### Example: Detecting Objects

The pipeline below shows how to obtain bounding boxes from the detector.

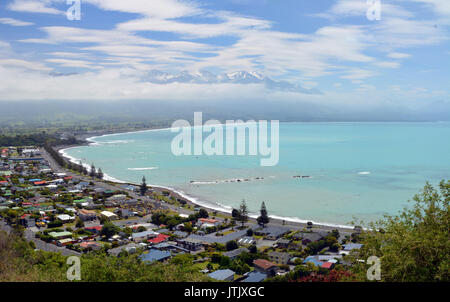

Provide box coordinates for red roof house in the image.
[147,234,170,244]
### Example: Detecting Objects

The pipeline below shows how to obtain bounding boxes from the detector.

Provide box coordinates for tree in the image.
[89,163,96,177]
[226,240,239,251]
[350,180,450,282]
[140,176,148,196]
[75,217,85,228]
[100,221,120,239]
[237,199,249,228]
[97,168,104,179]
[198,208,209,219]
[256,201,270,228]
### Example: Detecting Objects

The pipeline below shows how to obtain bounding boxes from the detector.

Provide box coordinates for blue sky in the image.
[0,0,449,112]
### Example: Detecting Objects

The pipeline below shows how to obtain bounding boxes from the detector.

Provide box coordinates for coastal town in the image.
[0,144,366,282]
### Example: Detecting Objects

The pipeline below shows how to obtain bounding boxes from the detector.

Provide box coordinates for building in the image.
[208,269,235,281]
[268,251,291,265]
[140,249,172,263]
[79,241,102,251]
[253,259,278,276]
[254,226,290,240]
[276,238,291,249]
[100,211,118,220]
[85,225,102,234]
[108,243,141,256]
[49,231,72,240]
[223,248,248,260]
[132,230,158,242]
[56,214,75,223]
[293,232,324,245]
[78,209,97,221]
[197,218,222,228]
[177,237,203,251]
[241,271,267,282]
[147,234,170,245]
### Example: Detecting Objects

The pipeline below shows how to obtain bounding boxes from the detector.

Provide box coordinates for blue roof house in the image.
[140,249,171,263]
[208,269,235,281]
[241,271,267,282]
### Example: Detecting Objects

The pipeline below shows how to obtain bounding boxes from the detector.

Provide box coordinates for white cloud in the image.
[7,0,62,15]
[375,61,400,69]
[387,52,411,59]
[0,17,33,26]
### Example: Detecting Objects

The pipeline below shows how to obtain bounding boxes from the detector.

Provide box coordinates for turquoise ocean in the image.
[61,122,450,227]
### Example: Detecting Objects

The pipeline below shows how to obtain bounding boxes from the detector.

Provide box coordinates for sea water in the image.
[62,122,450,227]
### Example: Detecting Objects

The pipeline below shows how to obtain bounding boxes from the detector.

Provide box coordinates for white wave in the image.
[358,171,371,175]
[127,167,159,171]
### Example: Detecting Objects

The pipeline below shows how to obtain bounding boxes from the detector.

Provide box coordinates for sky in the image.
[0,0,449,114]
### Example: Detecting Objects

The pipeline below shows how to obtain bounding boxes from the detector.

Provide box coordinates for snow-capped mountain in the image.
[143,70,321,94]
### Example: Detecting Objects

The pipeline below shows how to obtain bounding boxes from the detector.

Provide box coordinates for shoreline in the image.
[56,134,356,232]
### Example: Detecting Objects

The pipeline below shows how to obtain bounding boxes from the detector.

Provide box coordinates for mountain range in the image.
[143,70,322,94]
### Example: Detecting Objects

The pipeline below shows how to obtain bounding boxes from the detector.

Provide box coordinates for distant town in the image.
[0,144,366,282]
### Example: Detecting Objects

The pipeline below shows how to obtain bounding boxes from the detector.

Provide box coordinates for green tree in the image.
[237,199,249,228]
[97,168,104,179]
[89,163,96,177]
[100,221,120,239]
[140,176,148,196]
[256,201,270,228]
[350,181,450,282]
[198,208,209,219]
[75,217,85,228]
[226,240,239,251]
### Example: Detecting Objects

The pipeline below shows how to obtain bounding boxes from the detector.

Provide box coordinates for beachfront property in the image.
[0,144,365,282]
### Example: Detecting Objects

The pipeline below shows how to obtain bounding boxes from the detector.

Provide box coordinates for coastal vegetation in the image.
[349,180,449,282]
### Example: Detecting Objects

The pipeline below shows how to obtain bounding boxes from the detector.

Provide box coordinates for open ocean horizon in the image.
[61,122,450,228]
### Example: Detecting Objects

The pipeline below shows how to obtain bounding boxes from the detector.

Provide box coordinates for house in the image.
[254,226,290,240]
[241,271,267,282]
[340,243,363,255]
[100,211,118,220]
[342,243,363,251]
[303,255,340,269]
[253,259,278,276]
[223,248,248,260]
[132,230,158,242]
[108,243,141,256]
[49,231,72,240]
[56,238,74,247]
[78,209,97,221]
[19,215,35,227]
[277,238,291,249]
[56,214,75,223]
[85,225,102,234]
[173,231,188,238]
[177,237,203,252]
[208,269,235,282]
[79,241,102,251]
[118,208,135,219]
[293,232,323,245]
[140,249,172,263]
[197,218,222,228]
[268,251,291,265]
[147,234,170,245]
